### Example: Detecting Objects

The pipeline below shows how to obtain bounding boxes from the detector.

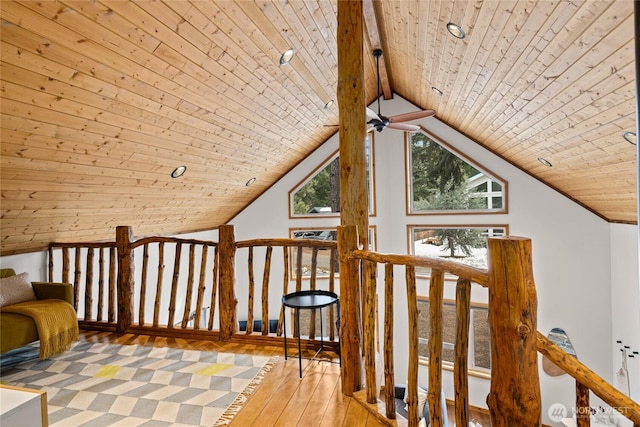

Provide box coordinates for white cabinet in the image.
[0,385,47,427]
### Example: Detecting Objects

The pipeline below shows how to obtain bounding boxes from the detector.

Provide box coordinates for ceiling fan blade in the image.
[389,109,436,123]
[388,122,420,132]
[366,107,380,121]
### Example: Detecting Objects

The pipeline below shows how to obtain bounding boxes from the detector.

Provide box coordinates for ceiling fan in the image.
[325,49,435,132]
[367,49,435,133]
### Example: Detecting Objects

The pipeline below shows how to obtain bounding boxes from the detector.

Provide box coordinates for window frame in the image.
[405,129,508,215]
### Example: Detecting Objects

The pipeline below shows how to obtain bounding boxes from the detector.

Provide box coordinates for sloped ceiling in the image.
[0,0,637,256]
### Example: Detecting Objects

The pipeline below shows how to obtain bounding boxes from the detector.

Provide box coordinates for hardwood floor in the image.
[71,331,490,426]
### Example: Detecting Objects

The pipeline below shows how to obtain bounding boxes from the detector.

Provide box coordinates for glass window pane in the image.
[409,132,506,213]
[410,226,507,276]
[473,307,491,369]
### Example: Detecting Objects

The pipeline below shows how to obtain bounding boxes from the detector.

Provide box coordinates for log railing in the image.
[46,225,640,426]
[343,227,640,427]
[48,228,220,337]
[345,226,490,427]
[47,225,339,351]
[234,237,339,350]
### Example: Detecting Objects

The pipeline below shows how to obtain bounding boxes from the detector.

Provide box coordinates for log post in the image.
[337,0,367,249]
[218,224,237,341]
[487,237,541,426]
[116,226,134,333]
[338,224,362,395]
[337,0,366,397]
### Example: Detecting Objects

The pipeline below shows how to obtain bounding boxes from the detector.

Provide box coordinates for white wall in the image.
[1,95,638,425]
[610,223,640,404]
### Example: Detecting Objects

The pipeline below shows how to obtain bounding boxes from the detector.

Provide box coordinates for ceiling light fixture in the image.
[432,86,444,96]
[171,165,187,178]
[537,157,552,168]
[245,177,257,186]
[323,100,334,110]
[446,22,466,39]
[622,131,637,145]
[279,48,295,65]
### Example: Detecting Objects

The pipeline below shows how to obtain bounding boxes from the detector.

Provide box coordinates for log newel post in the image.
[487,237,541,426]
[115,226,134,333]
[338,225,362,395]
[218,224,237,341]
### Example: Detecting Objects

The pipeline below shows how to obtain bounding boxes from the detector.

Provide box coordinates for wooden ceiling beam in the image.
[363,0,392,99]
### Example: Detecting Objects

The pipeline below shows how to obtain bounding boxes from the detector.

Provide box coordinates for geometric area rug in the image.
[0,341,278,427]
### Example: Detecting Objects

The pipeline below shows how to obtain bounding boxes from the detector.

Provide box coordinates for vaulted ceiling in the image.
[1,1,637,255]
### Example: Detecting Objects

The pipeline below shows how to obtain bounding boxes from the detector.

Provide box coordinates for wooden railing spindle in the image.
[139,243,149,326]
[167,243,182,329]
[261,246,273,335]
[278,246,289,337]
[85,248,94,320]
[153,242,165,328]
[108,247,116,323]
[406,265,420,427]
[74,248,81,311]
[383,263,395,419]
[62,247,69,283]
[454,278,471,426]
[181,244,196,329]
[194,245,208,330]
[208,247,219,331]
[48,247,54,282]
[363,259,377,404]
[576,381,590,427]
[247,246,255,334]
[97,248,105,322]
[428,269,444,427]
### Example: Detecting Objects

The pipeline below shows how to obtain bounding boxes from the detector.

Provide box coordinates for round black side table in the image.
[281,290,340,378]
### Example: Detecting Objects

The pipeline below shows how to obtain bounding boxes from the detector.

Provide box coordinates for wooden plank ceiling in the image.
[1,0,637,255]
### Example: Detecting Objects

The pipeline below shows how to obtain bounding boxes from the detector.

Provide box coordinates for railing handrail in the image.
[49,241,116,249]
[131,236,218,248]
[351,248,489,286]
[236,238,337,249]
[537,332,640,425]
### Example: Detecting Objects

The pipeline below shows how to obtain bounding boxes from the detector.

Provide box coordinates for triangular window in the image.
[289,135,374,217]
[407,131,506,213]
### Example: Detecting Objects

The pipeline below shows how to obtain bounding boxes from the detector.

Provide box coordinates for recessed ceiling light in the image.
[622,131,637,145]
[279,48,295,65]
[446,22,466,39]
[431,86,444,96]
[246,177,257,186]
[171,165,187,178]
[537,157,552,167]
[323,100,334,110]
